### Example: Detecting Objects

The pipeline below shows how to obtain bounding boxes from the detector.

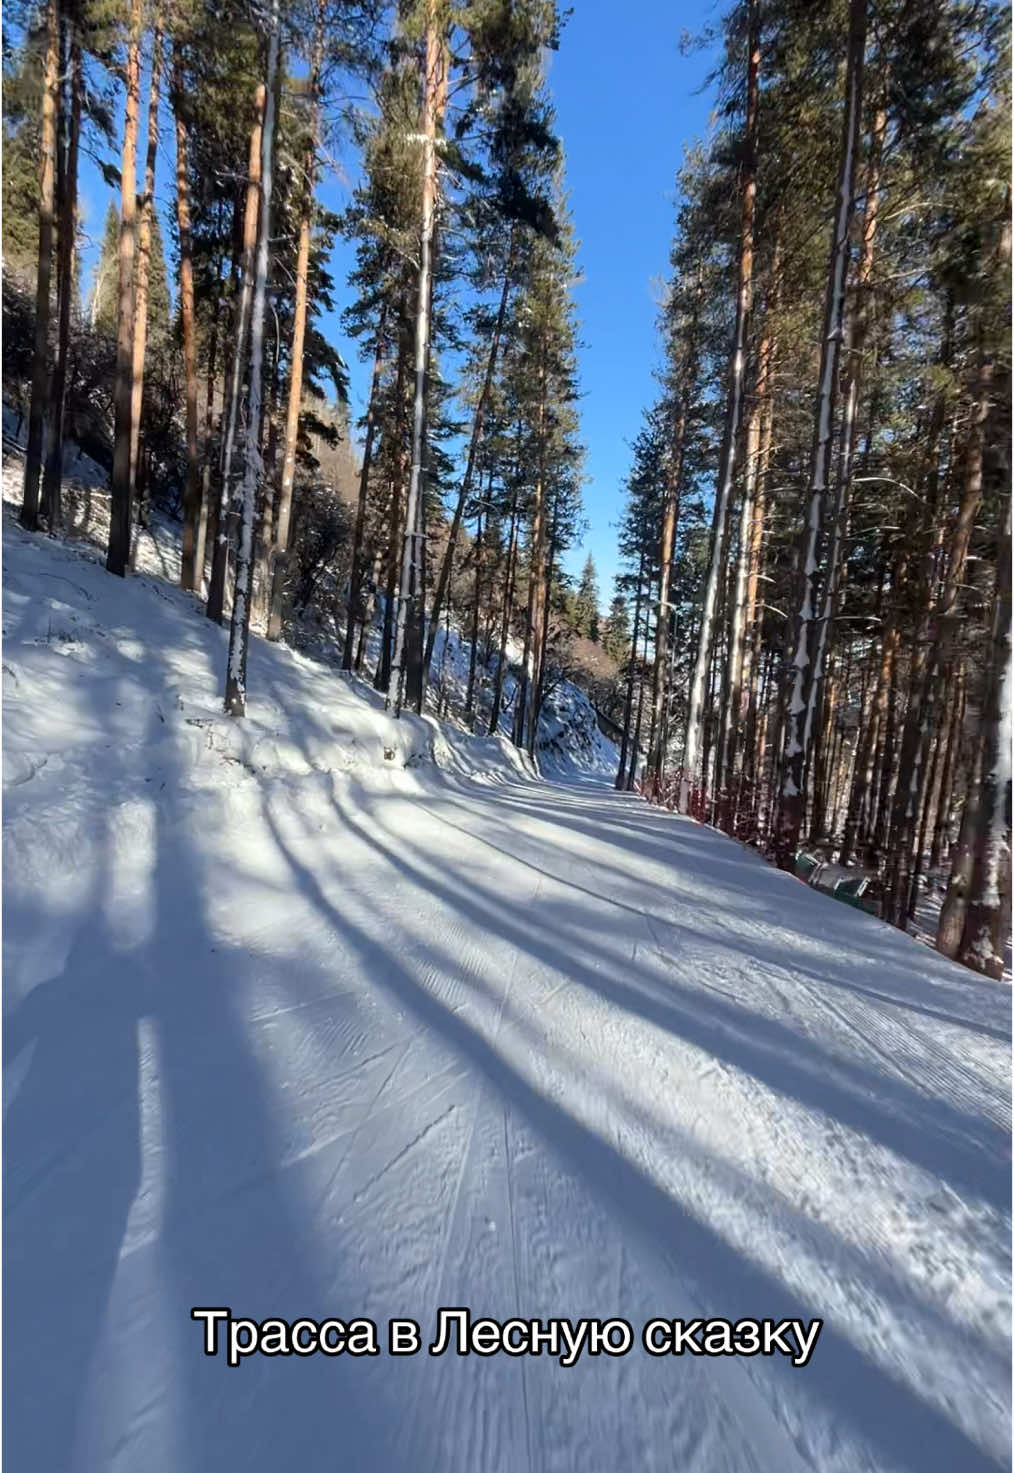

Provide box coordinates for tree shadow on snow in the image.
[259,788,1007,1473]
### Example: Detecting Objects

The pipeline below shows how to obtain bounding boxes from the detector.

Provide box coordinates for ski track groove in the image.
[396,934,528,1472]
[426,938,523,1312]
[503,1103,536,1473]
[350,1102,460,1208]
[754,945,1009,1140]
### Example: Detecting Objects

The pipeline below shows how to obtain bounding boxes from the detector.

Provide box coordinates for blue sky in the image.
[544,0,719,603]
[77,0,722,613]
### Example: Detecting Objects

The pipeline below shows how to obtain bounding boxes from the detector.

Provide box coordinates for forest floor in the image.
[3,511,1011,1473]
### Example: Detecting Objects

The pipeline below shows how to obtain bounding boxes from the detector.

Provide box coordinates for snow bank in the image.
[1,508,538,824]
[2,429,615,787]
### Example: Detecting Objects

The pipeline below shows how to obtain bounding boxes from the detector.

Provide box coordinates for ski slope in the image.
[3,515,1011,1473]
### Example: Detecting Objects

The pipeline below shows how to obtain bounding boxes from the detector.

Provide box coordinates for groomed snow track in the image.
[3,515,1011,1473]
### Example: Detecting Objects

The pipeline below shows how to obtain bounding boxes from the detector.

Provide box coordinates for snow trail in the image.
[3,518,1011,1473]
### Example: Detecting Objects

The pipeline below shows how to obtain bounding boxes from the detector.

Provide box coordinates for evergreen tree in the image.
[90,202,121,335]
[573,553,600,640]
[602,589,630,665]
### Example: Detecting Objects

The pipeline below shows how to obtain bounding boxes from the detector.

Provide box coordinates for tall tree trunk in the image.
[203,200,241,587]
[892,207,1009,920]
[195,248,222,587]
[268,4,325,641]
[535,512,559,732]
[908,692,945,918]
[956,496,1012,977]
[391,7,446,715]
[719,305,774,826]
[343,300,389,668]
[488,485,520,736]
[41,18,81,532]
[424,226,517,672]
[224,4,279,715]
[803,103,885,815]
[936,740,982,958]
[616,553,645,790]
[645,397,689,793]
[128,19,164,559]
[406,330,433,709]
[868,642,900,866]
[106,0,144,575]
[774,0,866,866]
[841,615,895,864]
[355,532,387,673]
[739,312,777,826]
[375,301,411,693]
[21,0,60,533]
[679,0,759,813]
[930,664,964,873]
[175,50,203,592]
[465,503,485,724]
[627,605,652,791]
[523,360,549,759]
[513,575,534,747]
[254,311,282,624]
[885,313,978,924]
[207,82,267,622]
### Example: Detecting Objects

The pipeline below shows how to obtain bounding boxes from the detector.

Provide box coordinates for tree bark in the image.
[375,300,411,693]
[175,50,203,591]
[627,602,652,791]
[21,0,60,533]
[465,500,486,724]
[488,484,520,736]
[106,0,144,575]
[207,82,267,622]
[616,553,645,790]
[930,663,964,873]
[937,740,982,958]
[391,5,446,715]
[343,300,389,668]
[128,18,164,558]
[268,6,325,641]
[522,359,549,759]
[719,303,775,826]
[224,5,279,715]
[41,18,82,532]
[645,396,689,794]
[956,495,1012,977]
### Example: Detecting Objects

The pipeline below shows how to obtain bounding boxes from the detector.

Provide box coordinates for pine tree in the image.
[573,553,600,640]
[90,203,121,334]
[602,590,630,665]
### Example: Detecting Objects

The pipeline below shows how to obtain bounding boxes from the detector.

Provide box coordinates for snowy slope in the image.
[1,417,619,784]
[3,514,1011,1473]
[425,619,619,780]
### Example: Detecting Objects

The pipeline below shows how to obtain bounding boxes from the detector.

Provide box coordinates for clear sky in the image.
[76,1,722,614]
[544,0,719,605]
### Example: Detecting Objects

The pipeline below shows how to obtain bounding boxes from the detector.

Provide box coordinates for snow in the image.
[3,502,1012,1473]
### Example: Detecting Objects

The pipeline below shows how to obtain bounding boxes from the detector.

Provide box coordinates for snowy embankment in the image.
[1,511,538,920]
[3,507,1011,1473]
[1,409,618,783]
